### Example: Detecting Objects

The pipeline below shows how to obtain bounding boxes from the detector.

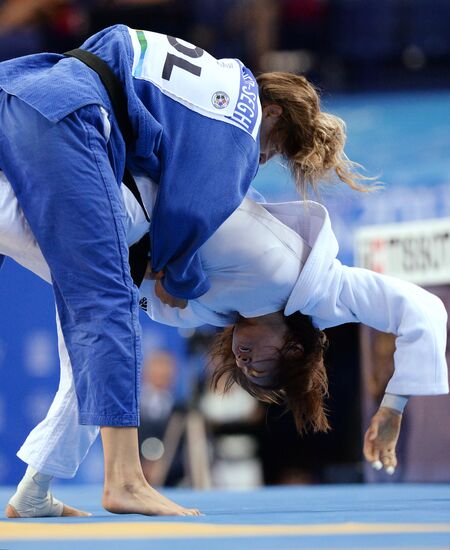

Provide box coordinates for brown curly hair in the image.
[209,312,330,435]
[257,72,375,196]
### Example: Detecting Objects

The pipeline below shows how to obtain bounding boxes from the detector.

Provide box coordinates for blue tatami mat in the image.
[1,484,449,549]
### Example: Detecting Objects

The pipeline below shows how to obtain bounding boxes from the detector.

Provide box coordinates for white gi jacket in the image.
[140,198,449,397]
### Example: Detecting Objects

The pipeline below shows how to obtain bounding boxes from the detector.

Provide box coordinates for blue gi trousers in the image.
[0,91,141,426]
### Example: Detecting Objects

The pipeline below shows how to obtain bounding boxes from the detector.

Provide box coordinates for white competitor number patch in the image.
[128,28,261,140]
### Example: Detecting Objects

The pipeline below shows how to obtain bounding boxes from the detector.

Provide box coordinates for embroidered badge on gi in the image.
[139,297,148,311]
[212,91,230,109]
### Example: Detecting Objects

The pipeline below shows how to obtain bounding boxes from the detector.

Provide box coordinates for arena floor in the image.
[1,484,449,549]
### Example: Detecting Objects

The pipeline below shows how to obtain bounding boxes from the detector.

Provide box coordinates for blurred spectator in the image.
[260,324,362,486]
[189,0,278,72]
[279,0,329,52]
[200,365,265,489]
[0,0,89,60]
[88,0,188,40]
[0,0,72,33]
[244,0,279,71]
[140,350,176,424]
[138,349,183,485]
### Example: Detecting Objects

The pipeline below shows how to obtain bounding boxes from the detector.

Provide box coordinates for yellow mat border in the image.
[0,521,449,540]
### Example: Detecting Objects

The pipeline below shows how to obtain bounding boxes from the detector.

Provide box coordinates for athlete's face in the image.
[259,104,283,164]
[231,312,288,385]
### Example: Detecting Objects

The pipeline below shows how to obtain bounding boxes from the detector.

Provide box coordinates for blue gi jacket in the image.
[0,25,261,299]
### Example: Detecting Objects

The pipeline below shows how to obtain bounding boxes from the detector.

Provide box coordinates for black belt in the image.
[64,48,150,288]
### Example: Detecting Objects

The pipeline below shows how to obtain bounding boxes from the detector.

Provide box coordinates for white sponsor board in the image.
[355,218,450,286]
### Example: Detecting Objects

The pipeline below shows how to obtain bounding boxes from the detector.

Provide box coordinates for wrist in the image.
[380,393,409,414]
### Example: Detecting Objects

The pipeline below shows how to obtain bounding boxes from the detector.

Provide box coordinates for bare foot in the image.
[145,484,200,516]
[5,502,91,518]
[103,483,200,516]
[99,427,201,516]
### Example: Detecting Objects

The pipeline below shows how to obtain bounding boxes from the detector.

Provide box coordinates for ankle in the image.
[17,466,53,497]
[104,471,147,493]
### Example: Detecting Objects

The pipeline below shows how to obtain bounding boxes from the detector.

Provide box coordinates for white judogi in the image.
[140,200,449,397]
[0,173,447,477]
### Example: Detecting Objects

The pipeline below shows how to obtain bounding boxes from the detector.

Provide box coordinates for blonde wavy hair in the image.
[257,72,374,195]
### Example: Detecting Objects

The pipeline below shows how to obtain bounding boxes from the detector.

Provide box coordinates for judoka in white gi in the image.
[1,173,448,518]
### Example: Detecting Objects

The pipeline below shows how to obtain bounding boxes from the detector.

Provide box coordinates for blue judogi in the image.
[0,25,261,425]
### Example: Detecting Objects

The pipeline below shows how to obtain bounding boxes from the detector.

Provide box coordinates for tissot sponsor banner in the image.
[355,218,450,286]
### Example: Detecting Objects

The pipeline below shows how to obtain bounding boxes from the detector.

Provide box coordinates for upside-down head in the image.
[209,311,330,435]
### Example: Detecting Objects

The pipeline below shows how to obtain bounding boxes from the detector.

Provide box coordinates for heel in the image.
[5,503,21,518]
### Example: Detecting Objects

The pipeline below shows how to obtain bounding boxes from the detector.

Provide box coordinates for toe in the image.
[62,504,91,517]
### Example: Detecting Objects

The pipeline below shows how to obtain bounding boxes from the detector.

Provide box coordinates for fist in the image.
[144,261,164,281]
[154,280,188,309]
[363,406,402,475]
[144,261,188,309]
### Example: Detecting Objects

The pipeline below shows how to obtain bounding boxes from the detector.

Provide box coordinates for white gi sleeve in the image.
[307,261,449,396]
[139,279,234,328]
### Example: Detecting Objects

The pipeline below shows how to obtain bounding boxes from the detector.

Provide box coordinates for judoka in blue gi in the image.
[0,25,367,516]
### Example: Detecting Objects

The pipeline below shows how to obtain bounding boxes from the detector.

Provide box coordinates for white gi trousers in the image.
[17,318,99,478]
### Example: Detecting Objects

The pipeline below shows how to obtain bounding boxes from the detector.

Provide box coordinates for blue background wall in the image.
[0,90,449,485]
[254,90,450,266]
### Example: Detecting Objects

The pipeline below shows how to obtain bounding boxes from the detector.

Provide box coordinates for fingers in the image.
[363,416,398,475]
[154,281,188,309]
[144,266,165,281]
[154,280,167,302]
[173,297,188,309]
[363,422,381,470]
[144,260,152,280]
[147,270,188,309]
[163,296,187,308]
[144,259,165,281]
[379,449,397,475]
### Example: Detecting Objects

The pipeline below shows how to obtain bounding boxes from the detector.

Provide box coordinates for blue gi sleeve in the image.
[150,115,260,300]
